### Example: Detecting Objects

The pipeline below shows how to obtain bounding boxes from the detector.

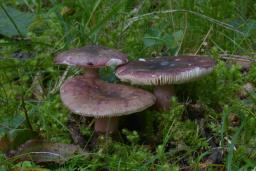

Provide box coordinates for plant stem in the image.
[21,96,34,131]
[153,85,175,111]
[94,117,118,134]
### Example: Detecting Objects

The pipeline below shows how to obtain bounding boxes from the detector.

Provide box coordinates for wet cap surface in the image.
[60,76,156,117]
[116,56,215,85]
[55,45,128,68]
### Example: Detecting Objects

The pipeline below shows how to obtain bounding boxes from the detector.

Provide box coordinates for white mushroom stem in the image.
[84,68,99,78]
[153,85,175,111]
[94,117,119,134]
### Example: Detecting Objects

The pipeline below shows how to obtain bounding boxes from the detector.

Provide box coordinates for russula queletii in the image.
[60,76,156,134]
[55,45,128,78]
[115,56,216,111]
[55,45,129,142]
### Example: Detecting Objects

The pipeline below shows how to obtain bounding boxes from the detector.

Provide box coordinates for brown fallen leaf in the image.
[0,129,38,153]
[10,139,86,164]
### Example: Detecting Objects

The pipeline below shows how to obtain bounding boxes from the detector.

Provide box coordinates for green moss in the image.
[0,0,256,170]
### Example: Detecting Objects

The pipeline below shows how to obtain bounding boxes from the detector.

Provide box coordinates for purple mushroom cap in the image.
[55,45,128,68]
[60,76,156,117]
[115,56,215,85]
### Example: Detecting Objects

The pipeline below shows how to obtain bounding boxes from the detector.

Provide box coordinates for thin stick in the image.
[194,25,213,55]
[219,54,256,62]
[50,66,71,94]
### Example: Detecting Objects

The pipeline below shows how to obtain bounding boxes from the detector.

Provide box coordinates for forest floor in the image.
[0,1,256,170]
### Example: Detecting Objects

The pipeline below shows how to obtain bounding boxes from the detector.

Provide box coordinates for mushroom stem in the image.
[94,117,119,134]
[84,68,99,78]
[153,85,175,111]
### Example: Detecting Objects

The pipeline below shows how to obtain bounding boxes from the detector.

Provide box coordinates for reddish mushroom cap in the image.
[115,56,215,85]
[60,76,156,117]
[55,45,128,68]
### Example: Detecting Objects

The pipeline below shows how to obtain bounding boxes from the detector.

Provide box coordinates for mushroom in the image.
[55,45,128,78]
[55,45,128,144]
[115,56,215,111]
[60,75,156,134]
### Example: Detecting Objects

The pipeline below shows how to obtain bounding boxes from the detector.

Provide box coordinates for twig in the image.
[219,54,256,62]
[194,25,213,55]
[50,66,71,94]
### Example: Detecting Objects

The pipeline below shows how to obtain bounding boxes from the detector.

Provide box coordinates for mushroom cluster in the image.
[55,45,216,145]
[55,45,156,136]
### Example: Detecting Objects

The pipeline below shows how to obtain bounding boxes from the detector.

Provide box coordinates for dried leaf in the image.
[0,129,38,153]
[11,139,86,164]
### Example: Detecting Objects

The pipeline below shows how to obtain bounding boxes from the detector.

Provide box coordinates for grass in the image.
[0,0,256,170]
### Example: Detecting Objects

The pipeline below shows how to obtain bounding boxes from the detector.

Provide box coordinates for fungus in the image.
[115,56,215,111]
[55,45,128,78]
[55,45,128,144]
[60,76,156,134]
